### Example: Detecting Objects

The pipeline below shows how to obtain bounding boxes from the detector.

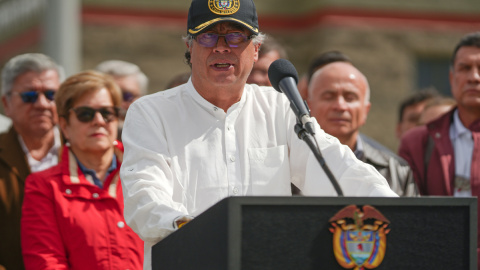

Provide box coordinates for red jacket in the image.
[399,108,480,266]
[399,109,480,196]
[21,144,143,270]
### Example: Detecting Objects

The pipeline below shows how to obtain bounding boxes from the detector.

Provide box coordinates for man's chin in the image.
[29,122,55,134]
[322,128,349,139]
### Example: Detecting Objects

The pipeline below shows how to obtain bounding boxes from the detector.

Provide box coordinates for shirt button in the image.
[65,189,72,195]
[227,126,231,131]
[233,187,239,194]
[435,133,441,138]
[117,221,125,228]
[92,193,99,198]
[230,156,236,162]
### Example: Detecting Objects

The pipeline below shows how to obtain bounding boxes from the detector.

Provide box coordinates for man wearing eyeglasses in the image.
[0,53,63,270]
[95,60,149,141]
[120,1,397,268]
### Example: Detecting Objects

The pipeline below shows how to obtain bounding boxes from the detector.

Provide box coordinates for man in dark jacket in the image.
[307,59,417,196]
[0,53,63,270]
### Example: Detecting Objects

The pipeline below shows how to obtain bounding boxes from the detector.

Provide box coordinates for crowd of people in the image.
[0,0,479,269]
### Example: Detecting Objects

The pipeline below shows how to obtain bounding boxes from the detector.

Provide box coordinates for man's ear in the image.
[253,43,261,62]
[362,102,371,126]
[1,95,11,117]
[186,40,192,53]
[365,102,371,115]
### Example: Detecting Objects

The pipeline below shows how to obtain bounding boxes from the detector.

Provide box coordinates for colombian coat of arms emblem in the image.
[209,0,240,15]
[329,205,390,270]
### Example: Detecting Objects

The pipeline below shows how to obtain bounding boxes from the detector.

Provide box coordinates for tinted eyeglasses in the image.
[11,90,56,103]
[122,91,139,102]
[195,32,253,48]
[70,106,119,123]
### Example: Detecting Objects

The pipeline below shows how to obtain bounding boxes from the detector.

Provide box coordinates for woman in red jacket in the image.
[21,71,143,269]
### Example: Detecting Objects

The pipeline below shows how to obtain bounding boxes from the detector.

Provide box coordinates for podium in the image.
[152,196,477,270]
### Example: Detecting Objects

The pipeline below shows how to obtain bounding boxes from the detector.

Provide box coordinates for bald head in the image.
[306,62,371,149]
[308,62,370,103]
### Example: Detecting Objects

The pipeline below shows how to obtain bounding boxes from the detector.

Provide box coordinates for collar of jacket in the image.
[59,142,123,199]
[426,107,456,137]
[426,106,480,134]
[357,134,390,167]
[0,126,30,181]
[469,118,480,132]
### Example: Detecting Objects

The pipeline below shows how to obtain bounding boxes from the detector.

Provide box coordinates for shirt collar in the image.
[353,136,365,160]
[18,125,62,156]
[76,154,117,174]
[75,153,117,188]
[451,109,471,140]
[186,78,247,119]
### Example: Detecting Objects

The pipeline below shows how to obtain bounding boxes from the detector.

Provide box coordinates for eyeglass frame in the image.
[8,90,56,103]
[68,106,120,123]
[194,32,255,48]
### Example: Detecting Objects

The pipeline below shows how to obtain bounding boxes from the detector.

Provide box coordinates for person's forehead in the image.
[454,46,480,64]
[311,65,365,93]
[14,69,59,85]
[316,86,361,97]
[313,62,362,81]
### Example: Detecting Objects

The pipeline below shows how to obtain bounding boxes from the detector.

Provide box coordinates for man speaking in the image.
[119,0,397,268]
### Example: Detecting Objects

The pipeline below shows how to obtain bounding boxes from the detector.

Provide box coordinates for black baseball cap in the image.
[187,0,259,36]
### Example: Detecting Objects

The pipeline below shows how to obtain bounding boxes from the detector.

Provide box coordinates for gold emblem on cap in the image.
[209,0,240,15]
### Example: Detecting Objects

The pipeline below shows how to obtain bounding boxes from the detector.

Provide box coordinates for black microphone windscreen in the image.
[268,59,299,93]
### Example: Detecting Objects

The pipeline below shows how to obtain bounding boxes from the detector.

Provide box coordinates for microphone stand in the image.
[294,121,344,196]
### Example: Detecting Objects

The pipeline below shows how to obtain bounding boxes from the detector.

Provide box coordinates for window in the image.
[416,57,451,96]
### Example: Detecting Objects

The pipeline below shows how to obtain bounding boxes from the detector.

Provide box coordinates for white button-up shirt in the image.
[120,80,396,269]
[450,109,474,197]
[19,126,61,173]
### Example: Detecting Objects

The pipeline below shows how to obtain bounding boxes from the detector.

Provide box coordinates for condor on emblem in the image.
[329,205,390,270]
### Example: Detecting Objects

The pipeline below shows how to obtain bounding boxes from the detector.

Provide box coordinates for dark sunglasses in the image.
[70,106,119,123]
[195,32,253,48]
[12,90,56,103]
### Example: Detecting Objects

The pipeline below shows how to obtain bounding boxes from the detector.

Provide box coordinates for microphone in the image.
[268,59,314,134]
[269,59,344,196]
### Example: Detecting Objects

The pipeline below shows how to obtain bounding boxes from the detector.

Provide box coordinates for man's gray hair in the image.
[1,53,65,97]
[95,60,149,95]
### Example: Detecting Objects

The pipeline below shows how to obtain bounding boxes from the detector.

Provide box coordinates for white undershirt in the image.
[18,126,61,173]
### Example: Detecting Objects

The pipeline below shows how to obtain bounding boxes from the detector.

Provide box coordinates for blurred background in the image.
[1,0,479,151]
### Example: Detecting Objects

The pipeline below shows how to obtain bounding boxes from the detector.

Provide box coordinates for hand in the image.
[173,215,194,229]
